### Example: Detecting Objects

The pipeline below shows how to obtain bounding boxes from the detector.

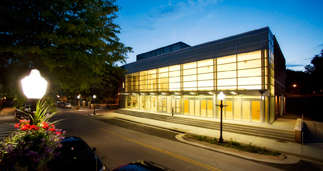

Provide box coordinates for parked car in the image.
[64,103,72,109]
[47,136,105,171]
[113,160,173,171]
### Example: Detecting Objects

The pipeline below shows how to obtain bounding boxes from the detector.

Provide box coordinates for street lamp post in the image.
[216,92,227,143]
[77,95,80,107]
[93,95,96,115]
[21,69,47,124]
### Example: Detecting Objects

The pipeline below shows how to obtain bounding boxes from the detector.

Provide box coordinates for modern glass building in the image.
[119,27,285,124]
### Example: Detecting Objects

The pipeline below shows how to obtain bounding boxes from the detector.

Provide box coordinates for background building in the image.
[120,27,285,124]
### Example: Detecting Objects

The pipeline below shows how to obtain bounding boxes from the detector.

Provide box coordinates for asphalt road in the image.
[52,110,284,171]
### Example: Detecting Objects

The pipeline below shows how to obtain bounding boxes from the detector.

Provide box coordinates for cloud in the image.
[133,0,221,31]
[286,64,305,67]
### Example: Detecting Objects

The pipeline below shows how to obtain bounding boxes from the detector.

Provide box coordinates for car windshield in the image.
[55,141,93,162]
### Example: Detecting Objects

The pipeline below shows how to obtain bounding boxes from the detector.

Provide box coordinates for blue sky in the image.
[115,0,323,71]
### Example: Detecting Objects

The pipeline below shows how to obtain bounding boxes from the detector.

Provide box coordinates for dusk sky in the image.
[115,0,323,71]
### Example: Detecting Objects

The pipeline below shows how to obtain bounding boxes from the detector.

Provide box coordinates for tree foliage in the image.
[0,0,132,97]
[304,49,323,93]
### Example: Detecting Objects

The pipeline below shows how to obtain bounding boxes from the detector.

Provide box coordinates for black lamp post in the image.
[93,95,96,115]
[216,92,227,143]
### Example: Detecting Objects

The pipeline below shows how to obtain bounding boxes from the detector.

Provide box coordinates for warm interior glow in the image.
[21,69,47,99]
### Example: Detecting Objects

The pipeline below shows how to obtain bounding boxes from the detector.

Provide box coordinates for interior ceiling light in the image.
[230,92,237,95]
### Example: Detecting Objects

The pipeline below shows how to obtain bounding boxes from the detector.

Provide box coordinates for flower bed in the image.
[0,101,66,170]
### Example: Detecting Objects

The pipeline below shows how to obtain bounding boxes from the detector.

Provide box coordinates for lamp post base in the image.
[218,137,223,143]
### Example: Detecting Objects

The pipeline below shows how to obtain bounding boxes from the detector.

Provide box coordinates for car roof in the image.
[62,136,84,143]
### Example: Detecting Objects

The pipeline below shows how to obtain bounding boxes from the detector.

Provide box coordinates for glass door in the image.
[171,98,181,114]
[158,98,167,112]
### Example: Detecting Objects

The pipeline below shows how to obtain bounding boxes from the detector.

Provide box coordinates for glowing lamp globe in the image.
[21,69,47,99]
[218,92,225,100]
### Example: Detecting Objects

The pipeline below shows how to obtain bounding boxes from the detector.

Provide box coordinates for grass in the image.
[185,134,282,156]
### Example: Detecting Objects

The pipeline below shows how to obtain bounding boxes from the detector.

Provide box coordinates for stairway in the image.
[115,109,295,142]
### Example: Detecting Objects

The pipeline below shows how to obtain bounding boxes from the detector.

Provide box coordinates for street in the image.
[51,110,318,171]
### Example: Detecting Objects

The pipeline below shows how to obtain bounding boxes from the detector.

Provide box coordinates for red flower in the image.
[19,120,24,123]
[51,124,55,128]
[56,132,61,135]
[42,124,49,130]
[49,128,56,132]
[30,125,39,130]
[14,124,21,128]
[21,126,28,131]
[25,125,31,129]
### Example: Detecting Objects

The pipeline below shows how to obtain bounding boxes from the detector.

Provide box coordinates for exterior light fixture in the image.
[216,92,227,143]
[21,69,47,124]
[93,95,96,115]
[21,69,47,99]
[293,84,297,87]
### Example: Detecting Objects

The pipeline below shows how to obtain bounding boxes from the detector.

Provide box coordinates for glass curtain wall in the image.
[125,50,263,92]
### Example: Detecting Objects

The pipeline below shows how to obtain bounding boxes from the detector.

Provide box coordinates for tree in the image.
[304,49,323,93]
[0,0,132,98]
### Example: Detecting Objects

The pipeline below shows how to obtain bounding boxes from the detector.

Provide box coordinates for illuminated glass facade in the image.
[120,27,285,123]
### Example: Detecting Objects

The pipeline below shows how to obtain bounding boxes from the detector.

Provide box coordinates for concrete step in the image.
[115,109,295,142]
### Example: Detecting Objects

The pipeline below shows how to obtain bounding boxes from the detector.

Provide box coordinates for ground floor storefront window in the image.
[124,95,266,123]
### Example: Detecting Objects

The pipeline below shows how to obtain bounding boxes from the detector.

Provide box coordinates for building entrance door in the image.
[251,101,261,122]
[171,98,181,114]
[158,98,167,112]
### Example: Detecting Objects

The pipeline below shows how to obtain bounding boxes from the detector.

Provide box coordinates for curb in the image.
[175,133,300,164]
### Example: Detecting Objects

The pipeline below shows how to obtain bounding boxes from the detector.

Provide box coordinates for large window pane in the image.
[198,66,213,74]
[201,100,206,116]
[242,101,250,121]
[217,55,236,65]
[198,73,213,81]
[183,82,197,90]
[217,71,236,79]
[183,75,197,82]
[195,100,200,116]
[189,100,194,115]
[169,83,180,91]
[198,59,213,67]
[218,79,236,86]
[159,67,168,73]
[238,68,261,77]
[238,77,261,85]
[169,71,180,77]
[207,100,213,117]
[217,63,236,72]
[234,100,241,120]
[225,101,233,119]
[238,59,261,70]
[237,51,261,61]
[169,65,180,71]
[198,80,213,90]
[183,68,196,75]
[183,62,196,69]
[169,77,180,83]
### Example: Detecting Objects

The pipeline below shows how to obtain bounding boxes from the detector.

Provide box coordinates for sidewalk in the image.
[72,107,323,164]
